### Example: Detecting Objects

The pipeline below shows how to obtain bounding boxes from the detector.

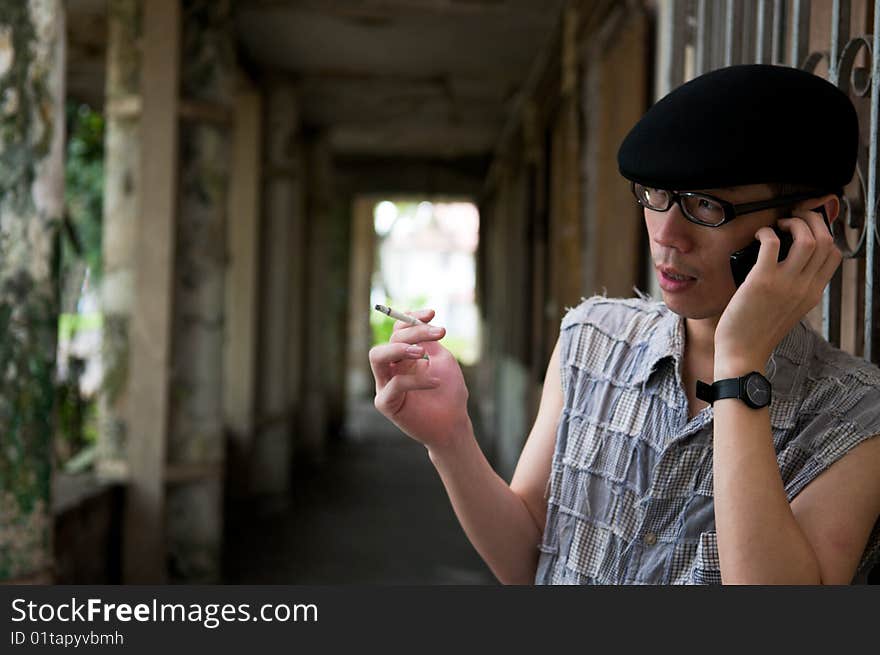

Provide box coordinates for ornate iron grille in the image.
[655,0,880,364]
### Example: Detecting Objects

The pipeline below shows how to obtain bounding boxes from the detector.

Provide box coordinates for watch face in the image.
[745,374,771,406]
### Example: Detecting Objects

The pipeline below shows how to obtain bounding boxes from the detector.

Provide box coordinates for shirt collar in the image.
[633,301,813,386]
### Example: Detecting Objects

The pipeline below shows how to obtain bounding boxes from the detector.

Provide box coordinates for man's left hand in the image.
[714,206,843,372]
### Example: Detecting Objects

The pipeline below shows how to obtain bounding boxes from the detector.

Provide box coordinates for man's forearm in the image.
[712,356,822,584]
[427,420,543,585]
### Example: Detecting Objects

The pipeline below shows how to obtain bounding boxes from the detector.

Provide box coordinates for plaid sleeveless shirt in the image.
[535,294,880,584]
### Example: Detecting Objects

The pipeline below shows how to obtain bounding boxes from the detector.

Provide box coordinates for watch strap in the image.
[695,377,741,405]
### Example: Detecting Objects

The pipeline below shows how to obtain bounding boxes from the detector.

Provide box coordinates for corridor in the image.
[225,407,496,585]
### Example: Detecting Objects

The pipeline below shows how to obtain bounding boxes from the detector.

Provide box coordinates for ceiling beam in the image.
[237,0,536,21]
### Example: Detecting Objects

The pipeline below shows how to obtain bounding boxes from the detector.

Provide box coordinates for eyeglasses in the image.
[630,181,825,227]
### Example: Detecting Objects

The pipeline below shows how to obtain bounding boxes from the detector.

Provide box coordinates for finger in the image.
[792,197,837,236]
[798,207,835,243]
[390,323,446,345]
[753,225,781,272]
[776,217,816,273]
[369,342,428,388]
[795,209,835,278]
[392,308,435,332]
[374,371,442,415]
[810,242,844,294]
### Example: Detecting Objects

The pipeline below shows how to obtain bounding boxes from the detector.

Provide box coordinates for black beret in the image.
[617,64,858,193]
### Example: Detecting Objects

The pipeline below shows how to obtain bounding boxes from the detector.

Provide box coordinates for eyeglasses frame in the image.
[630,181,833,227]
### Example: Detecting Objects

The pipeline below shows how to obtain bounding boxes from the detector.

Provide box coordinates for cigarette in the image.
[373,304,431,360]
[374,304,428,325]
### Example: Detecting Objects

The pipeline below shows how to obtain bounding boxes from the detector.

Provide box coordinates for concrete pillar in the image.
[166,0,235,583]
[0,0,66,582]
[97,0,141,482]
[124,0,180,584]
[548,5,584,356]
[223,82,262,498]
[252,79,300,496]
[124,0,234,583]
[286,156,308,457]
[550,95,582,305]
[522,101,550,418]
[582,11,647,298]
[345,196,377,408]
[303,134,350,462]
[491,167,532,480]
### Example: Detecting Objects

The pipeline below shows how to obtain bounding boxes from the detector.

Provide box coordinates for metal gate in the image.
[654,0,880,364]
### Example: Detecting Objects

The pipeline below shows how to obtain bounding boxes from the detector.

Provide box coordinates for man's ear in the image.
[798,193,840,224]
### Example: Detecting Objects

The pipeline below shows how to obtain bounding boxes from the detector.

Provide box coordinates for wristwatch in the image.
[695,371,772,409]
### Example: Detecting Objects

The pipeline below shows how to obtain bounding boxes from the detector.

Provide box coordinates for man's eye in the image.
[698,199,718,210]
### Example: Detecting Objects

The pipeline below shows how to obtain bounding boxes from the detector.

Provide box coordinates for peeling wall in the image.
[165,0,234,583]
[0,0,64,581]
[476,2,649,473]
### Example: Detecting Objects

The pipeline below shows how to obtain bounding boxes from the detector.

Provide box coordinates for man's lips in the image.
[657,265,697,280]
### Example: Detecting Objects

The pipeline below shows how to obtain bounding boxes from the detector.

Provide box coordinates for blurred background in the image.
[1,0,878,584]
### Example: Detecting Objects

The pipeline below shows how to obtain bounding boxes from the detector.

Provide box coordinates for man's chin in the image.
[660,292,723,321]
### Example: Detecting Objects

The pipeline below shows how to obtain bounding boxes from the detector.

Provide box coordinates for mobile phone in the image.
[729,206,831,288]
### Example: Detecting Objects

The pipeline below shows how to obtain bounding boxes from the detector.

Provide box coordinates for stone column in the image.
[223,80,262,499]
[124,0,234,583]
[0,0,65,582]
[345,195,377,408]
[581,10,647,298]
[97,0,141,481]
[303,134,349,463]
[252,79,300,496]
[124,0,180,584]
[166,0,235,583]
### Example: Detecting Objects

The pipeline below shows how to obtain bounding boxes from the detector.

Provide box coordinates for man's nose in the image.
[650,202,696,252]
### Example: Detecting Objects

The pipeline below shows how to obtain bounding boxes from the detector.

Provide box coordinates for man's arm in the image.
[427,338,564,584]
[712,357,880,584]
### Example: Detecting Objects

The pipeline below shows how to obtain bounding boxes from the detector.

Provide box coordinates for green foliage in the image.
[63,101,104,284]
[440,335,478,366]
[370,313,394,347]
[53,103,104,469]
[55,360,84,444]
[58,312,103,343]
[53,323,100,469]
[370,293,428,347]
[54,361,98,469]
[369,293,475,363]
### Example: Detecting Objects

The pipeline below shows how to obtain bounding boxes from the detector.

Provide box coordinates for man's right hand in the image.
[369,308,471,451]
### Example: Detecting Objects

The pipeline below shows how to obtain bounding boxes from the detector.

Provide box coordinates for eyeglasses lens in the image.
[637,185,669,210]
[634,184,725,226]
[681,195,725,225]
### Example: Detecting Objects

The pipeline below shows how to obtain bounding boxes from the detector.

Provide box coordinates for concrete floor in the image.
[223,406,497,585]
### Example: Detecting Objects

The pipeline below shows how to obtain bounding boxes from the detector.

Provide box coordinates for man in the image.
[369,64,880,584]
